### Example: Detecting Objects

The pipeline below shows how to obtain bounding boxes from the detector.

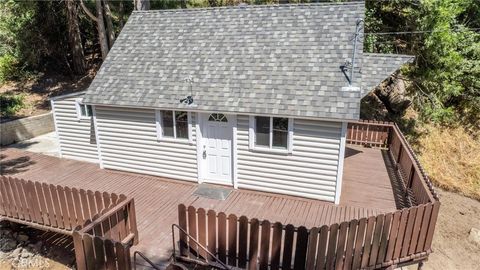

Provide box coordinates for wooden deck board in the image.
[0,146,402,264]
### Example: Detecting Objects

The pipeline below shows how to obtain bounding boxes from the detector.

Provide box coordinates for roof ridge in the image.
[132,1,364,13]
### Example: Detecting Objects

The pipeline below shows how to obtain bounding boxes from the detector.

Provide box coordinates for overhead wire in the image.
[364,28,480,35]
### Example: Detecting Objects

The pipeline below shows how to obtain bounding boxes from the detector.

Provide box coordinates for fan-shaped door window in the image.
[208,113,228,122]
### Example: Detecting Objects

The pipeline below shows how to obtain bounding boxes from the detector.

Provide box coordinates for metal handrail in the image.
[171,224,231,270]
[133,251,162,270]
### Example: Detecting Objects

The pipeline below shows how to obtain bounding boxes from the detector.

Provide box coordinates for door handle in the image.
[203,150,207,159]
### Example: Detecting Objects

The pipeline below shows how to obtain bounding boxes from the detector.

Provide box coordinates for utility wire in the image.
[364,28,480,35]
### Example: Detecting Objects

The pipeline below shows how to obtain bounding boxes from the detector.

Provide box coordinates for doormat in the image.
[193,184,233,200]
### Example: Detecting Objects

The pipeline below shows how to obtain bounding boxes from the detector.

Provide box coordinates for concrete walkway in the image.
[9,132,60,157]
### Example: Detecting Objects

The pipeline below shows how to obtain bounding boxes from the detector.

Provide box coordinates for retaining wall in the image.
[0,112,54,146]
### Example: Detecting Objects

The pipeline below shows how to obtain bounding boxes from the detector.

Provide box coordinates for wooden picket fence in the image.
[178,202,439,270]
[0,176,138,270]
[73,196,138,270]
[72,232,131,270]
[177,120,440,269]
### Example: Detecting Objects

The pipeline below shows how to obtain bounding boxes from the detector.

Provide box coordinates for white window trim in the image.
[155,110,192,143]
[249,115,293,154]
[74,99,92,120]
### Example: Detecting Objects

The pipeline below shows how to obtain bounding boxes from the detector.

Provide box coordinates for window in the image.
[249,116,293,152]
[208,113,228,122]
[272,117,288,148]
[255,116,270,147]
[156,110,191,142]
[75,100,92,119]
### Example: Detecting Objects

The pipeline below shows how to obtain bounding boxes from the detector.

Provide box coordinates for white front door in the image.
[201,113,234,185]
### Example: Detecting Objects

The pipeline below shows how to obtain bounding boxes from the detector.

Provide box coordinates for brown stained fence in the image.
[73,196,138,270]
[177,203,439,270]
[347,120,439,205]
[346,120,391,148]
[0,176,138,270]
[177,120,440,269]
[73,231,133,270]
[0,175,120,233]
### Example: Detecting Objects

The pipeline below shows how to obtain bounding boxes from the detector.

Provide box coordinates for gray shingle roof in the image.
[83,2,403,121]
[361,53,414,96]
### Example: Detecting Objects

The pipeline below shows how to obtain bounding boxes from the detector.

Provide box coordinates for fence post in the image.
[127,198,139,245]
[72,230,87,270]
[178,204,188,257]
[115,241,131,270]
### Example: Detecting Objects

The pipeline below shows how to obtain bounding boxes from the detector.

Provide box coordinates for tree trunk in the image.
[119,0,125,29]
[103,0,115,49]
[96,0,109,60]
[136,0,150,11]
[208,0,218,7]
[66,0,86,74]
[180,0,187,9]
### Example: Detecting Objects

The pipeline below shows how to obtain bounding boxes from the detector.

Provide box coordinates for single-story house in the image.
[51,2,413,203]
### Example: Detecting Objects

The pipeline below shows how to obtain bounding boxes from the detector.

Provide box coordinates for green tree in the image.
[0,1,71,81]
[409,0,480,127]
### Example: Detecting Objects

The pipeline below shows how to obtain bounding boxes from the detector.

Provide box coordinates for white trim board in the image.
[84,102,357,124]
[196,112,203,183]
[92,106,104,169]
[232,117,238,189]
[334,121,348,204]
[50,100,63,158]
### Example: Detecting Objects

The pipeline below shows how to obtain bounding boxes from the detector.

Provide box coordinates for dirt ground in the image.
[0,72,93,122]
[0,221,75,270]
[406,189,480,270]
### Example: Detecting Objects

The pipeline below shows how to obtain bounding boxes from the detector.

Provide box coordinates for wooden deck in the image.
[341,145,407,211]
[0,146,403,265]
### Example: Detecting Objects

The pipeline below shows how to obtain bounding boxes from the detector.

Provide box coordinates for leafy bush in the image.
[365,0,480,128]
[0,54,19,83]
[0,93,25,117]
[409,0,480,127]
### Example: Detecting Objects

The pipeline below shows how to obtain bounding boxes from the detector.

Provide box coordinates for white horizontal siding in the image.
[52,97,99,163]
[95,106,198,182]
[236,115,341,202]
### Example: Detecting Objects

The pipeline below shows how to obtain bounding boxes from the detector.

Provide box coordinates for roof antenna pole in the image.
[180,76,194,105]
[350,18,363,86]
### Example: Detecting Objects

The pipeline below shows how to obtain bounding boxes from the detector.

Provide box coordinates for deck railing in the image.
[178,202,439,270]
[0,176,138,270]
[347,120,438,205]
[73,196,138,270]
[346,120,391,148]
[177,120,440,269]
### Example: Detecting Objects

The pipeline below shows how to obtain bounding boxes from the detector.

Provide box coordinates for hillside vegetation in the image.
[417,125,480,200]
